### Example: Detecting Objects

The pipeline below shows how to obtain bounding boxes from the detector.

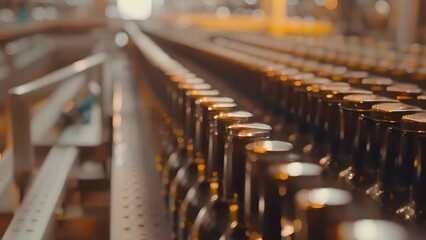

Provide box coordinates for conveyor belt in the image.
[110,54,171,240]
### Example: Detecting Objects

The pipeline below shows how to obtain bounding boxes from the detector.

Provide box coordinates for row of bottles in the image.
[208,36,426,223]
[133,29,418,239]
[215,34,426,88]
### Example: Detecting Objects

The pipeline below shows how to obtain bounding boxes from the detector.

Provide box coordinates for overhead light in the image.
[117,0,152,20]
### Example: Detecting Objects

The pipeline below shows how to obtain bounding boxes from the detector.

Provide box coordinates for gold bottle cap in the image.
[168,72,196,81]
[328,66,349,81]
[227,122,272,132]
[371,103,424,122]
[231,129,271,139]
[207,103,237,111]
[294,78,331,89]
[286,73,315,85]
[196,97,235,105]
[296,188,352,209]
[246,140,293,154]
[270,162,323,180]
[384,84,423,100]
[301,60,320,73]
[342,94,398,111]
[178,83,211,90]
[361,76,394,86]
[215,111,254,121]
[386,83,422,93]
[277,68,300,81]
[342,71,369,84]
[186,90,220,98]
[401,112,426,132]
[319,88,372,101]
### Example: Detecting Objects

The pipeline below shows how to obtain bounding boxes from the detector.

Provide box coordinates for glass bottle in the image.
[176,108,245,240]
[170,102,237,237]
[303,83,351,159]
[254,162,324,240]
[332,219,409,240]
[372,113,426,211]
[294,188,353,240]
[192,126,271,240]
[243,140,298,232]
[348,103,423,188]
[219,203,262,240]
[278,72,313,139]
[336,94,397,172]
[396,113,426,220]
[260,65,290,112]
[314,88,372,167]
[223,140,299,240]
[287,78,331,153]
[383,84,423,105]
[162,82,212,209]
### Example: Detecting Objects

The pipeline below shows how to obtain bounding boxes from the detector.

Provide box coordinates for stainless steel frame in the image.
[2,146,79,240]
[111,23,171,240]
[8,53,107,194]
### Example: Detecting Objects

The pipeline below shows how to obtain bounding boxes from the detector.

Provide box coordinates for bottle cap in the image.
[296,188,352,209]
[196,97,235,105]
[341,94,398,111]
[318,88,372,101]
[342,71,369,84]
[277,68,300,81]
[186,90,220,98]
[227,123,272,133]
[169,73,198,83]
[179,83,211,91]
[359,77,393,91]
[207,103,237,112]
[371,103,424,123]
[401,112,426,132]
[246,140,293,154]
[385,84,423,100]
[293,77,331,89]
[215,111,254,122]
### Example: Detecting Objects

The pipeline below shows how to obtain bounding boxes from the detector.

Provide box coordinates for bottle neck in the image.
[206,119,231,183]
[184,96,196,142]
[193,104,205,156]
[223,135,269,222]
[413,136,426,213]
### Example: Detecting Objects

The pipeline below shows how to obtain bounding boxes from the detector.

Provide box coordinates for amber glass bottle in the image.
[349,103,423,188]
[169,102,236,237]
[294,188,353,240]
[332,219,408,240]
[192,125,271,240]
[177,110,251,240]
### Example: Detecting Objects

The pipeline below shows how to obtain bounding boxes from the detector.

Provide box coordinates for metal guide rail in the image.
[9,53,107,192]
[2,147,79,240]
[0,52,109,239]
[110,55,170,240]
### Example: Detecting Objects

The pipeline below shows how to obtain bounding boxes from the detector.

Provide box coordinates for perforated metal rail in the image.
[110,57,170,240]
[2,146,79,240]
